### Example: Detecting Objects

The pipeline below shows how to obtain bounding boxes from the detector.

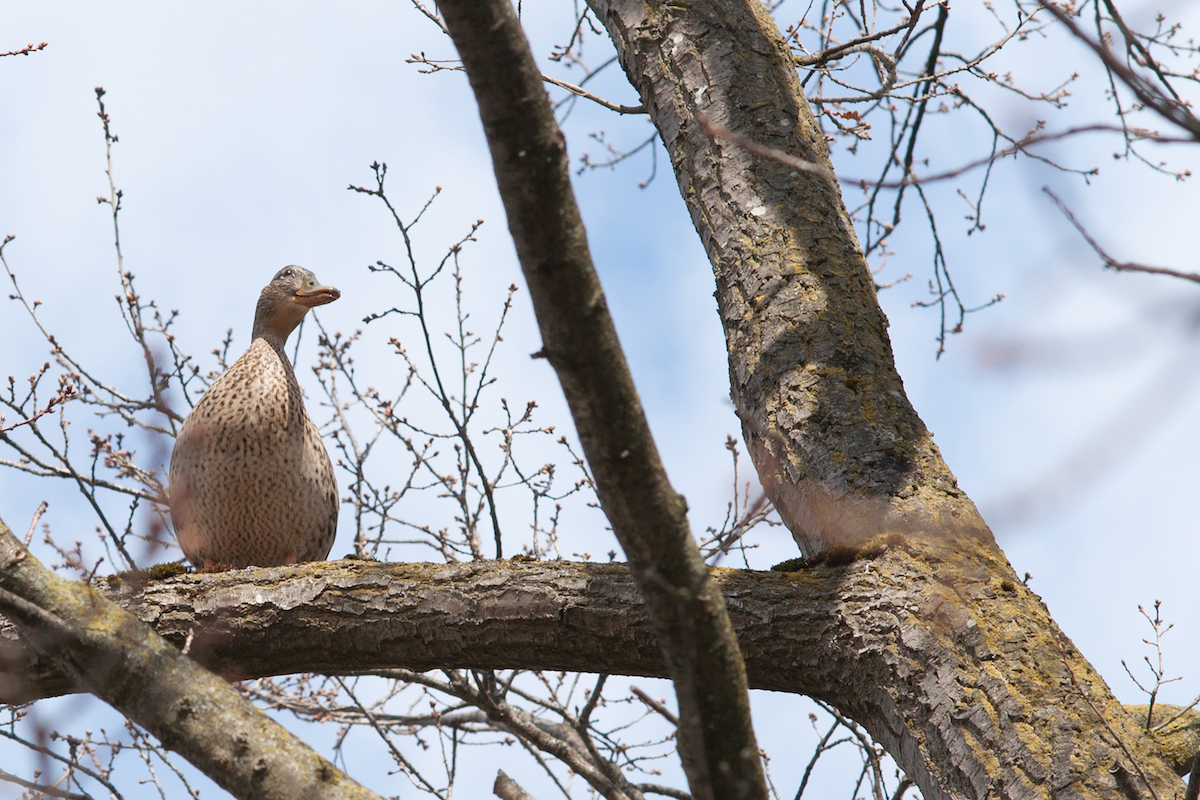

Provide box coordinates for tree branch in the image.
[587,0,983,555]
[432,1,765,798]
[581,0,1183,797]
[1,554,1191,789]
[0,520,382,800]
[495,770,539,800]
[1043,187,1200,284]
[1038,1,1200,140]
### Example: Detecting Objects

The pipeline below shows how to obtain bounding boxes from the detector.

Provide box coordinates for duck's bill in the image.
[294,285,341,307]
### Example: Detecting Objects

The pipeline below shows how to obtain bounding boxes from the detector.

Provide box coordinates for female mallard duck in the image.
[169,266,340,569]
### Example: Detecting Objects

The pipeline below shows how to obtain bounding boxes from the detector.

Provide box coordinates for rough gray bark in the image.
[2,557,1193,788]
[0,522,381,800]
[434,0,765,797]
[582,0,1183,798]
[588,0,972,554]
[494,770,538,800]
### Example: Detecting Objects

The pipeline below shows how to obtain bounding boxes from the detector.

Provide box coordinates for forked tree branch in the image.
[1038,1,1200,140]
[433,1,766,799]
[582,0,1183,797]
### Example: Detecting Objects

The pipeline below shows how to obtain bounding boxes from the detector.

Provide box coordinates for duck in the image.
[169,266,340,569]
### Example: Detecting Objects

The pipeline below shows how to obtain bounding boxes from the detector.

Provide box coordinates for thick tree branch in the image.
[581,0,1183,798]
[495,770,539,800]
[0,521,381,800]
[588,0,978,554]
[432,1,765,798]
[2,556,1193,786]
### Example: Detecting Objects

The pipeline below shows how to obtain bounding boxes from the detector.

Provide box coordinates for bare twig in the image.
[702,115,1185,191]
[630,687,678,727]
[0,765,89,800]
[0,41,48,58]
[1038,1,1200,140]
[1043,188,1200,284]
[541,74,645,114]
[22,501,47,548]
[0,382,75,434]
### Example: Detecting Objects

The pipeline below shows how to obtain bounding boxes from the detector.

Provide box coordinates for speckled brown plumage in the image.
[169,266,340,569]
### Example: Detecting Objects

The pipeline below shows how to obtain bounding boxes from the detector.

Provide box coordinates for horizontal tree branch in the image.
[2,553,1193,783]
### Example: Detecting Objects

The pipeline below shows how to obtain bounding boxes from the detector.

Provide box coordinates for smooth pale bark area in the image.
[584,0,1182,798]
[0,522,381,800]
[434,0,765,797]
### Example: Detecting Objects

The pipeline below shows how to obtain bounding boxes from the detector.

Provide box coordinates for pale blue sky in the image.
[2,2,1199,797]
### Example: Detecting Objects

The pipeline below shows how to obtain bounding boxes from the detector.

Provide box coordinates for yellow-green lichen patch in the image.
[1011,720,1050,767]
[147,562,189,580]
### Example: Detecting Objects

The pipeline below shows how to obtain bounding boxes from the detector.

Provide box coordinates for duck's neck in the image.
[252,294,307,355]
[252,327,292,357]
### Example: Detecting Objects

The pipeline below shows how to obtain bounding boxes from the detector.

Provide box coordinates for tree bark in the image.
[586,0,971,554]
[582,0,1183,798]
[434,0,765,797]
[494,770,539,800]
[0,2,1184,798]
[2,557,1192,793]
[0,522,381,800]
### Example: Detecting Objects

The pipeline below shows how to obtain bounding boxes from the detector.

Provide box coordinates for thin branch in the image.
[1038,1,1200,140]
[0,765,89,800]
[0,41,48,57]
[541,74,646,114]
[22,501,47,548]
[702,115,1185,190]
[630,687,678,726]
[1043,188,1200,284]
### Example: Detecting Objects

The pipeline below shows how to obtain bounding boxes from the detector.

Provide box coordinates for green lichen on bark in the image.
[0,520,382,800]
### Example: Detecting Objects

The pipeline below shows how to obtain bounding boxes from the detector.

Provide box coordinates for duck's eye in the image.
[281,268,294,279]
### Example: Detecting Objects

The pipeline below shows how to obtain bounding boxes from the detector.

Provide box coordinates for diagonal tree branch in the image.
[1037,1,1200,141]
[582,0,1184,797]
[432,1,766,799]
[0,520,382,800]
[1043,187,1200,284]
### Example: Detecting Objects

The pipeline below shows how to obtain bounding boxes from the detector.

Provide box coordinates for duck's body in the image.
[169,266,340,569]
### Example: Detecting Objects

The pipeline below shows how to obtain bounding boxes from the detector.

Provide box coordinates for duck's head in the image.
[252,266,341,344]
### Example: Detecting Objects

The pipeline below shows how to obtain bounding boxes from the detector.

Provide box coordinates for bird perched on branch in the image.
[169,266,340,569]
